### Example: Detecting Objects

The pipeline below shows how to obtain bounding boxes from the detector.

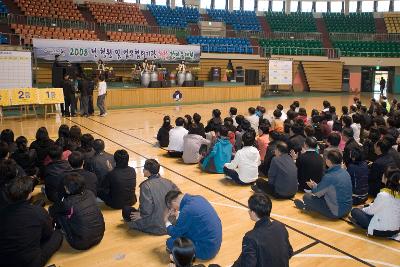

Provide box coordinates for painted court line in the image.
[293,254,400,267]
[68,117,374,266]
[209,201,400,254]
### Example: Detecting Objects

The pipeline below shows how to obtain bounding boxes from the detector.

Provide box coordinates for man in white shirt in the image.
[224,131,260,184]
[97,76,107,117]
[246,107,259,131]
[167,117,188,157]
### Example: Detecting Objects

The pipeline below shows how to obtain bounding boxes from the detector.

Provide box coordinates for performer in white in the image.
[177,60,186,73]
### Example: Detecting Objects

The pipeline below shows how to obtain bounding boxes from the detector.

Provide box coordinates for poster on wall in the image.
[32,38,201,63]
[268,59,293,85]
[0,50,32,89]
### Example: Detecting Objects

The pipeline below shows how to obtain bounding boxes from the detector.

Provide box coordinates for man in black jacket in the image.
[233,193,293,267]
[288,122,306,154]
[85,139,115,188]
[65,151,98,196]
[0,176,63,267]
[296,137,324,191]
[62,74,75,117]
[78,76,89,117]
[342,128,360,167]
[98,149,136,209]
[44,145,72,202]
[49,173,105,250]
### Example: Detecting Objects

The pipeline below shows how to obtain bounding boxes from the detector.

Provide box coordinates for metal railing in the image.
[330,33,400,42]
[262,46,340,59]
[1,13,97,31]
[266,31,323,41]
[339,51,399,57]
[100,23,188,38]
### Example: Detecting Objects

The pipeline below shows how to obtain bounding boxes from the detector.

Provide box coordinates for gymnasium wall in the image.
[395,67,400,94]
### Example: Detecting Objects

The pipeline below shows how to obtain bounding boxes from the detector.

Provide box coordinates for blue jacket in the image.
[312,165,353,217]
[167,194,222,260]
[201,137,232,173]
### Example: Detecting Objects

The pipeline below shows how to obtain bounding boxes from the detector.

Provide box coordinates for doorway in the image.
[374,70,389,94]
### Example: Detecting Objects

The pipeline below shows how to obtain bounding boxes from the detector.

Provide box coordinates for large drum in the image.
[141,71,151,87]
[185,71,193,82]
[170,72,176,86]
[150,71,158,82]
[177,72,185,86]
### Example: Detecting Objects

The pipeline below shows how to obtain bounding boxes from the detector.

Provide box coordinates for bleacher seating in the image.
[10,24,98,45]
[107,31,179,44]
[0,0,8,13]
[187,36,253,54]
[87,2,147,25]
[333,40,400,57]
[148,5,199,28]
[384,13,400,33]
[0,34,9,44]
[323,13,375,33]
[265,12,317,32]
[207,9,261,31]
[259,39,324,56]
[14,0,84,21]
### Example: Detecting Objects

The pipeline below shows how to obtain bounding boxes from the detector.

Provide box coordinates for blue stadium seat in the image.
[207,9,261,32]
[187,36,253,54]
[148,5,199,28]
[0,0,9,13]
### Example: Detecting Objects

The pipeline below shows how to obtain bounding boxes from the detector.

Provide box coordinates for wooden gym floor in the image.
[5,92,400,267]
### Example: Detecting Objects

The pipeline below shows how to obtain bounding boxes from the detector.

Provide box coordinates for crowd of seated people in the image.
[1,94,400,266]
[157,96,400,239]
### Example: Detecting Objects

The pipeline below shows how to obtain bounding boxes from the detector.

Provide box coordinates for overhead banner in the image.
[33,38,201,63]
[269,59,293,85]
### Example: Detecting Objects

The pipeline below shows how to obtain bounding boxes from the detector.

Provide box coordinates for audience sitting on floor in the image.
[167,117,189,158]
[158,116,173,148]
[253,141,298,199]
[200,126,232,173]
[44,144,72,202]
[85,139,116,187]
[294,150,353,219]
[49,173,105,250]
[295,137,324,192]
[223,131,260,185]
[65,151,98,196]
[3,95,400,266]
[164,190,222,261]
[123,159,179,235]
[233,194,293,267]
[0,176,63,267]
[350,166,400,238]
[98,149,136,209]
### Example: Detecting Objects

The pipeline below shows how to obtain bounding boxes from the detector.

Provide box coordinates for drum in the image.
[141,71,151,87]
[150,71,158,82]
[177,72,185,86]
[169,72,176,86]
[185,71,193,82]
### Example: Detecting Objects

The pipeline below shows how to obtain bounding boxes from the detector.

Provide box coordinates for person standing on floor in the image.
[380,77,386,95]
[97,75,108,117]
[62,74,74,117]
[232,194,293,267]
[87,75,95,116]
[79,75,89,117]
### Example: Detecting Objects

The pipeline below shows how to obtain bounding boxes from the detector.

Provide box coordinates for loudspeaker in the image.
[161,80,171,87]
[52,66,65,88]
[194,80,204,87]
[149,81,161,88]
[183,81,195,87]
[245,69,259,85]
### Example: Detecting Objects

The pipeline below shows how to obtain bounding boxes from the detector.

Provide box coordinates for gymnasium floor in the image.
[6,92,400,267]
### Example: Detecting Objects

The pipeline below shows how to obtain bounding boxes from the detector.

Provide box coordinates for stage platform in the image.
[91,84,261,108]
